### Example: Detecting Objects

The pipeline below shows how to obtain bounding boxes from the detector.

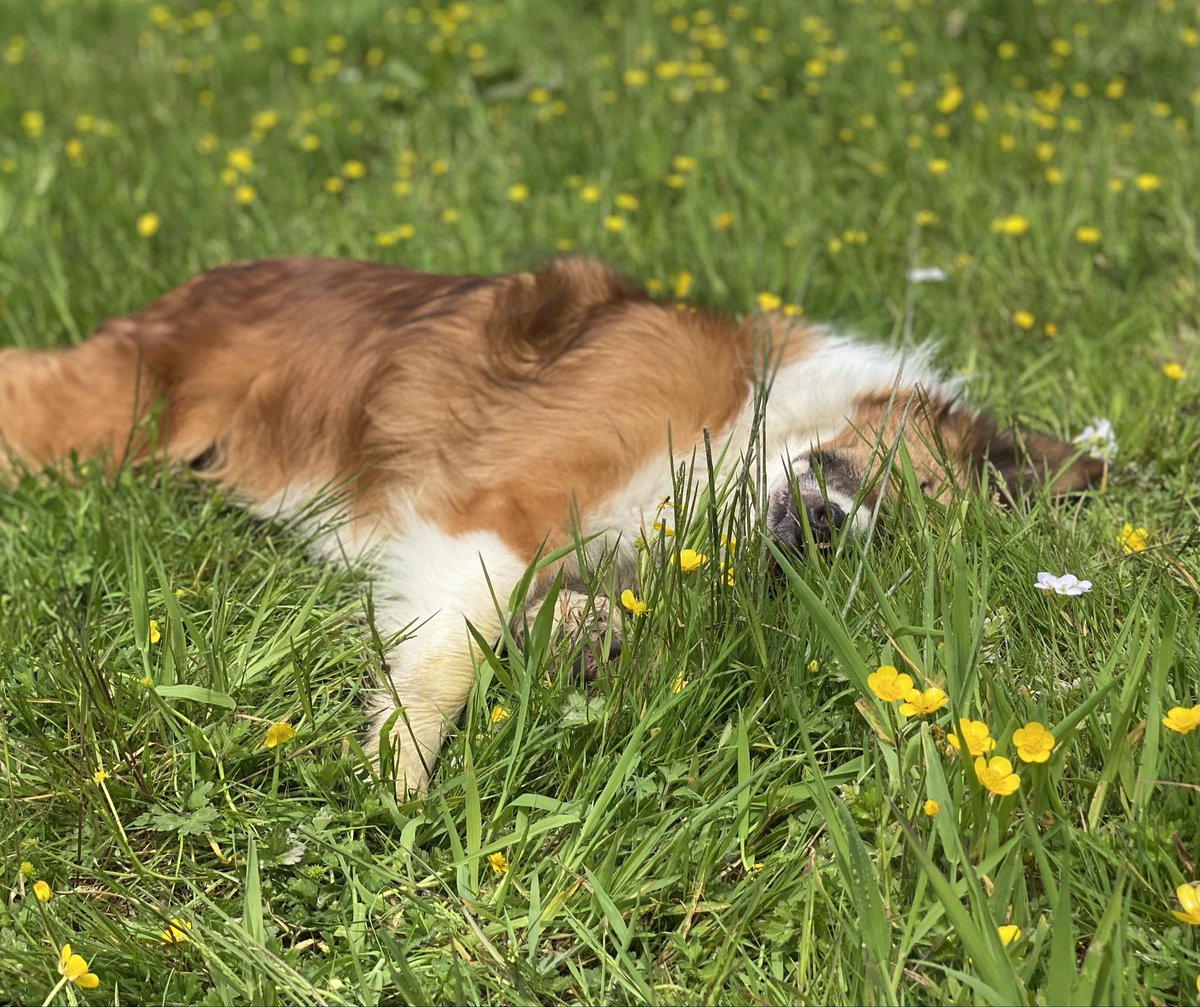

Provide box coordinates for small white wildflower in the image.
[1072,418,1117,461]
[281,832,307,865]
[1035,571,1093,596]
[907,266,947,283]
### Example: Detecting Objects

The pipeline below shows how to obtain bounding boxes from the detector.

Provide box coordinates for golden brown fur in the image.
[0,256,1102,795]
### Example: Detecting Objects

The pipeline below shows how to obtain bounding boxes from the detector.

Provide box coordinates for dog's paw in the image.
[554,590,621,680]
[516,589,621,680]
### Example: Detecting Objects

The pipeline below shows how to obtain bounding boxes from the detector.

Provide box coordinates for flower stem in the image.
[41,976,69,1007]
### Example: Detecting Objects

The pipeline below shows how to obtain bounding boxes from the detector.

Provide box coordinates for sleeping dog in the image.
[0,256,1100,794]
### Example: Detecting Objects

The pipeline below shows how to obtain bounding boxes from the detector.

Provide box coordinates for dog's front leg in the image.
[367,524,529,798]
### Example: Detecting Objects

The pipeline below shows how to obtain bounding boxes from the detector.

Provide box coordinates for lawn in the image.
[1,0,1198,1004]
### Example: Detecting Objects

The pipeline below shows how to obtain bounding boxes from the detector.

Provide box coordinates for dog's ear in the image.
[982,428,1104,499]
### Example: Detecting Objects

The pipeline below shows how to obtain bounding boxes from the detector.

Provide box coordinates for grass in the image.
[1,0,1198,1003]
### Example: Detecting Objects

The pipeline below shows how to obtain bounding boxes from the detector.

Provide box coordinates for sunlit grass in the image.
[1,1,1198,1004]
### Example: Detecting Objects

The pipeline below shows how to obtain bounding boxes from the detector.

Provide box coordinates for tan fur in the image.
[0,255,1101,795]
[1,258,770,552]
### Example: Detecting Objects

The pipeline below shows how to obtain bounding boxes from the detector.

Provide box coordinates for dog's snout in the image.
[767,490,849,550]
[804,497,847,539]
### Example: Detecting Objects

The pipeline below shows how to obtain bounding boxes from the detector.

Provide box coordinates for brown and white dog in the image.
[0,256,1100,794]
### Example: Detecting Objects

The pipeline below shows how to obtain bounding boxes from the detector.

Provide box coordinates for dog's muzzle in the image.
[766,483,849,549]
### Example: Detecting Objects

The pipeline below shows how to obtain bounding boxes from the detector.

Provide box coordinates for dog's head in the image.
[765,387,1104,549]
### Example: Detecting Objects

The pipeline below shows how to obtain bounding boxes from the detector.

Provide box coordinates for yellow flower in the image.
[159,918,192,944]
[899,687,948,717]
[603,215,626,233]
[866,665,914,703]
[997,41,1018,60]
[1173,883,1200,925]
[936,85,964,114]
[915,209,938,227]
[713,211,734,230]
[927,158,949,175]
[672,155,696,172]
[1135,173,1161,192]
[975,756,1021,796]
[948,719,996,756]
[673,271,693,298]
[233,184,256,205]
[490,706,510,725]
[92,768,110,784]
[263,722,297,748]
[620,589,648,615]
[1162,362,1185,380]
[341,159,366,179]
[506,182,529,203]
[323,176,344,194]
[579,184,600,203]
[623,67,649,87]
[136,212,161,238]
[20,860,33,876]
[670,676,687,694]
[33,880,52,902]
[299,133,320,152]
[1012,310,1036,331]
[1012,721,1056,763]
[1074,225,1101,245]
[64,137,85,163]
[672,548,707,572]
[614,192,639,211]
[145,618,162,645]
[922,799,939,816]
[990,214,1030,237]
[487,851,508,875]
[226,147,253,173]
[997,924,1021,947]
[1162,705,1200,735]
[440,208,459,224]
[1116,523,1148,553]
[20,109,45,137]
[58,945,100,989]
[756,292,782,311]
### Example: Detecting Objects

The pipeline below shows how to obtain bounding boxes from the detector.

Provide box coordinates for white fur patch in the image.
[754,330,952,491]
[585,329,951,543]
[366,515,528,792]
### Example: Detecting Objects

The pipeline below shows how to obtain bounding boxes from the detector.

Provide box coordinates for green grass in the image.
[2,0,1198,1003]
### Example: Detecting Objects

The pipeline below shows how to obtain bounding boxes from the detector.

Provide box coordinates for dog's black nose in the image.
[803,498,847,541]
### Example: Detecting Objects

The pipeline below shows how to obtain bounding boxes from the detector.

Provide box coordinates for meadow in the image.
[1,0,1198,1003]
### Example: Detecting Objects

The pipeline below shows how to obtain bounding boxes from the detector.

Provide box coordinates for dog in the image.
[0,256,1101,795]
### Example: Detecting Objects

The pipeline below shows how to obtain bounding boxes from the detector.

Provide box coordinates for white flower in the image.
[1072,418,1117,461]
[1035,571,1092,596]
[907,266,947,283]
